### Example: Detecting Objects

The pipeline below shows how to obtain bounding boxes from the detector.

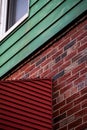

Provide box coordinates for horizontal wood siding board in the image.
[0,0,81,65]
[0,0,64,55]
[0,79,52,129]
[30,0,38,7]
[0,1,87,77]
[0,0,50,54]
[29,0,51,18]
[0,0,54,54]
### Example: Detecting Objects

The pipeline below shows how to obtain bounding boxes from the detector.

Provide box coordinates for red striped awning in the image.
[0,79,52,130]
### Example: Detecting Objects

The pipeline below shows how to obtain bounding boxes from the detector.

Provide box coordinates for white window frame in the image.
[0,0,2,22]
[0,0,29,41]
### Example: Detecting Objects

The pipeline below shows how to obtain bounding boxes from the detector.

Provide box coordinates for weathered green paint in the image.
[0,0,63,54]
[0,0,87,77]
[0,0,82,63]
[30,0,38,7]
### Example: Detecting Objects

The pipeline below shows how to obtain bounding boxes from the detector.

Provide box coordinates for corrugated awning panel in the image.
[0,79,52,130]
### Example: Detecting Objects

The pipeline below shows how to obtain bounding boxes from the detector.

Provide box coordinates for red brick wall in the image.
[6,16,87,129]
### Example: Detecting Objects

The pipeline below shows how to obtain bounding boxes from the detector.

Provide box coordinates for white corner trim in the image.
[0,0,8,36]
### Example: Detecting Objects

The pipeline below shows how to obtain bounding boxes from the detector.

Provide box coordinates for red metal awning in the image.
[0,79,52,130]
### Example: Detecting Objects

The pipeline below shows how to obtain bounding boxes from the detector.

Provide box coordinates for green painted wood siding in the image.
[0,0,87,78]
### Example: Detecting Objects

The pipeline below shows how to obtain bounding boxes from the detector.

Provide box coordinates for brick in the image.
[55,56,61,63]
[53,113,66,123]
[65,62,78,73]
[83,115,87,122]
[10,71,19,79]
[81,87,87,95]
[49,70,59,80]
[30,56,40,64]
[77,18,87,29]
[59,72,71,83]
[42,47,51,56]
[53,122,59,130]
[78,43,87,52]
[60,102,73,114]
[65,50,77,61]
[59,38,70,49]
[53,86,59,93]
[64,90,71,99]
[77,31,87,41]
[44,64,49,71]
[36,56,46,66]
[81,36,87,45]
[71,87,78,95]
[71,29,84,40]
[59,118,67,128]
[64,39,76,51]
[53,82,66,92]
[29,73,37,78]
[67,104,81,116]
[81,99,87,108]
[67,115,76,124]
[38,68,43,75]
[52,49,63,59]
[72,63,85,74]
[56,95,64,104]
[72,53,82,63]
[53,100,65,111]
[75,108,87,119]
[53,70,65,81]
[15,71,26,79]
[67,26,77,37]
[52,60,63,70]
[47,48,57,58]
[53,110,59,118]
[77,81,85,91]
[68,118,82,129]
[53,91,59,99]
[74,94,87,105]
[41,58,51,67]
[59,126,67,130]
[66,92,80,103]
[61,52,67,59]
[59,61,71,71]
[26,64,35,72]
[75,123,87,130]
[74,74,85,85]
[55,51,67,64]
[85,78,87,86]
[30,66,40,74]
[80,68,87,75]
[66,73,79,84]
[78,55,87,64]
[19,63,28,72]
[41,69,51,77]
[59,115,75,128]
[84,24,87,30]
[60,83,72,94]
[21,72,29,79]
[52,99,56,105]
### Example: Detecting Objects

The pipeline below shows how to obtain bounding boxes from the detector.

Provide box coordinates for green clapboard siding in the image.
[0,0,63,55]
[0,0,87,78]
